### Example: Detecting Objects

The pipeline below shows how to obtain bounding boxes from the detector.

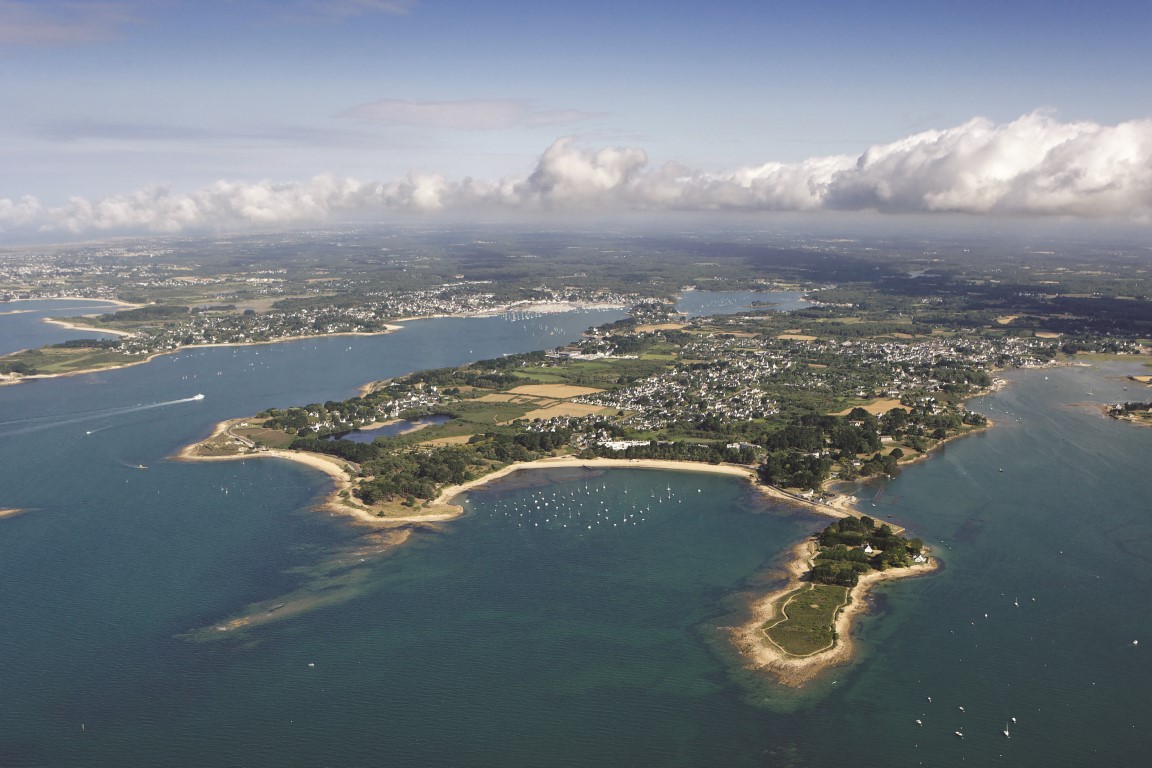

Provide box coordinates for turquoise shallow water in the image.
[1,300,1151,767]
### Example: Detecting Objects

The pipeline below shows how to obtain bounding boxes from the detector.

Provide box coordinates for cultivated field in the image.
[507,384,604,398]
[834,398,908,416]
[520,403,611,420]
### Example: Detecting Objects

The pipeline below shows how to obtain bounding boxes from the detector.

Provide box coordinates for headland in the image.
[175,418,941,684]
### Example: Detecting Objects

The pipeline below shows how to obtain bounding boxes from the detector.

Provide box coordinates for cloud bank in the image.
[3,112,1151,237]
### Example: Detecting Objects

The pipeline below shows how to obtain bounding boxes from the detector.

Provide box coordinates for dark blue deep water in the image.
[1,299,1150,767]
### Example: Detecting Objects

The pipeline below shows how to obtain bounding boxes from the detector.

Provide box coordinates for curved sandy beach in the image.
[41,318,137,336]
[173,408,986,683]
[428,456,940,687]
[173,417,461,527]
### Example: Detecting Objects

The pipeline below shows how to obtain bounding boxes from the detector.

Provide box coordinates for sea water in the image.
[1,300,1150,767]
[0,299,125,356]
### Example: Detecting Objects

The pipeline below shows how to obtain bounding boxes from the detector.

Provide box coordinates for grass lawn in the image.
[762,583,849,657]
[1,346,142,374]
[234,426,296,449]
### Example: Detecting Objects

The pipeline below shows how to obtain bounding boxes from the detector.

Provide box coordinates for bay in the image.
[676,289,808,317]
[0,299,126,356]
[0,296,1150,767]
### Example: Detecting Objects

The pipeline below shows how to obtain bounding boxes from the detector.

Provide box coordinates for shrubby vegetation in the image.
[98,305,189,322]
[1107,401,1152,425]
[811,516,925,586]
[289,430,573,506]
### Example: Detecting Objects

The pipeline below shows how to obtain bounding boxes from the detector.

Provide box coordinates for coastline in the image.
[41,317,136,337]
[173,432,974,683]
[4,296,139,308]
[427,454,942,688]
[167,357,1006,681]
[1,293,629,388]
[391,299,627,324]
[1097,404,1152,429]
[0,324,406,387]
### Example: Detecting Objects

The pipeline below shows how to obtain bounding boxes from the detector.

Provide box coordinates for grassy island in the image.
[762,584,850,657]
[759,516,929,661]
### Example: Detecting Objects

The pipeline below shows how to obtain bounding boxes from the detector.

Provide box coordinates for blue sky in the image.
[2,0,1151,238]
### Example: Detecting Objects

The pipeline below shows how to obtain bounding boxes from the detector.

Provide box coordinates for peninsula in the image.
[176,306,1031,683]
[11,227,1150,681]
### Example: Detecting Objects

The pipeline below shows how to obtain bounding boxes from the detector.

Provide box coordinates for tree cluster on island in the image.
[292,430,572,506]
[1106,401,1152,425]
[810,516,925,587]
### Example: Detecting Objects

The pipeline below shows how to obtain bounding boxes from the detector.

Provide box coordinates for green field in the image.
[762,583,849,657]
[0,346,142,375]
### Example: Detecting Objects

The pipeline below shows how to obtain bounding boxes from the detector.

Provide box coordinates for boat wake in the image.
[0,394,205,437]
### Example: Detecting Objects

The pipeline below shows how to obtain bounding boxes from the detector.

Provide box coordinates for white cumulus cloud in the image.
[820,112,1152,215]
[3,112,1152,238]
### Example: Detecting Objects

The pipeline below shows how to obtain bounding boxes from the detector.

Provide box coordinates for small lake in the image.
[322,413,454,443]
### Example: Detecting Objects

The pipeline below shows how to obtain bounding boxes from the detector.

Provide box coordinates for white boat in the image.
[192,393,205,400]
[1003,722,1010,738]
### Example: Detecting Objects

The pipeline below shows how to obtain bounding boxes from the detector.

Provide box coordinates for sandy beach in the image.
[41,318,137,336]
[168,372,1001,683]
[425,455,938,686]
[173,418,460,527]
[430,455,767,510]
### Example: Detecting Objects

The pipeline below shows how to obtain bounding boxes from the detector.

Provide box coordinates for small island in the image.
[735,515,937,687]
[1106,400,1152,427]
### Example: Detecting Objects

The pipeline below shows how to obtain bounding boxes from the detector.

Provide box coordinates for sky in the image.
[2,0,1152,241]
